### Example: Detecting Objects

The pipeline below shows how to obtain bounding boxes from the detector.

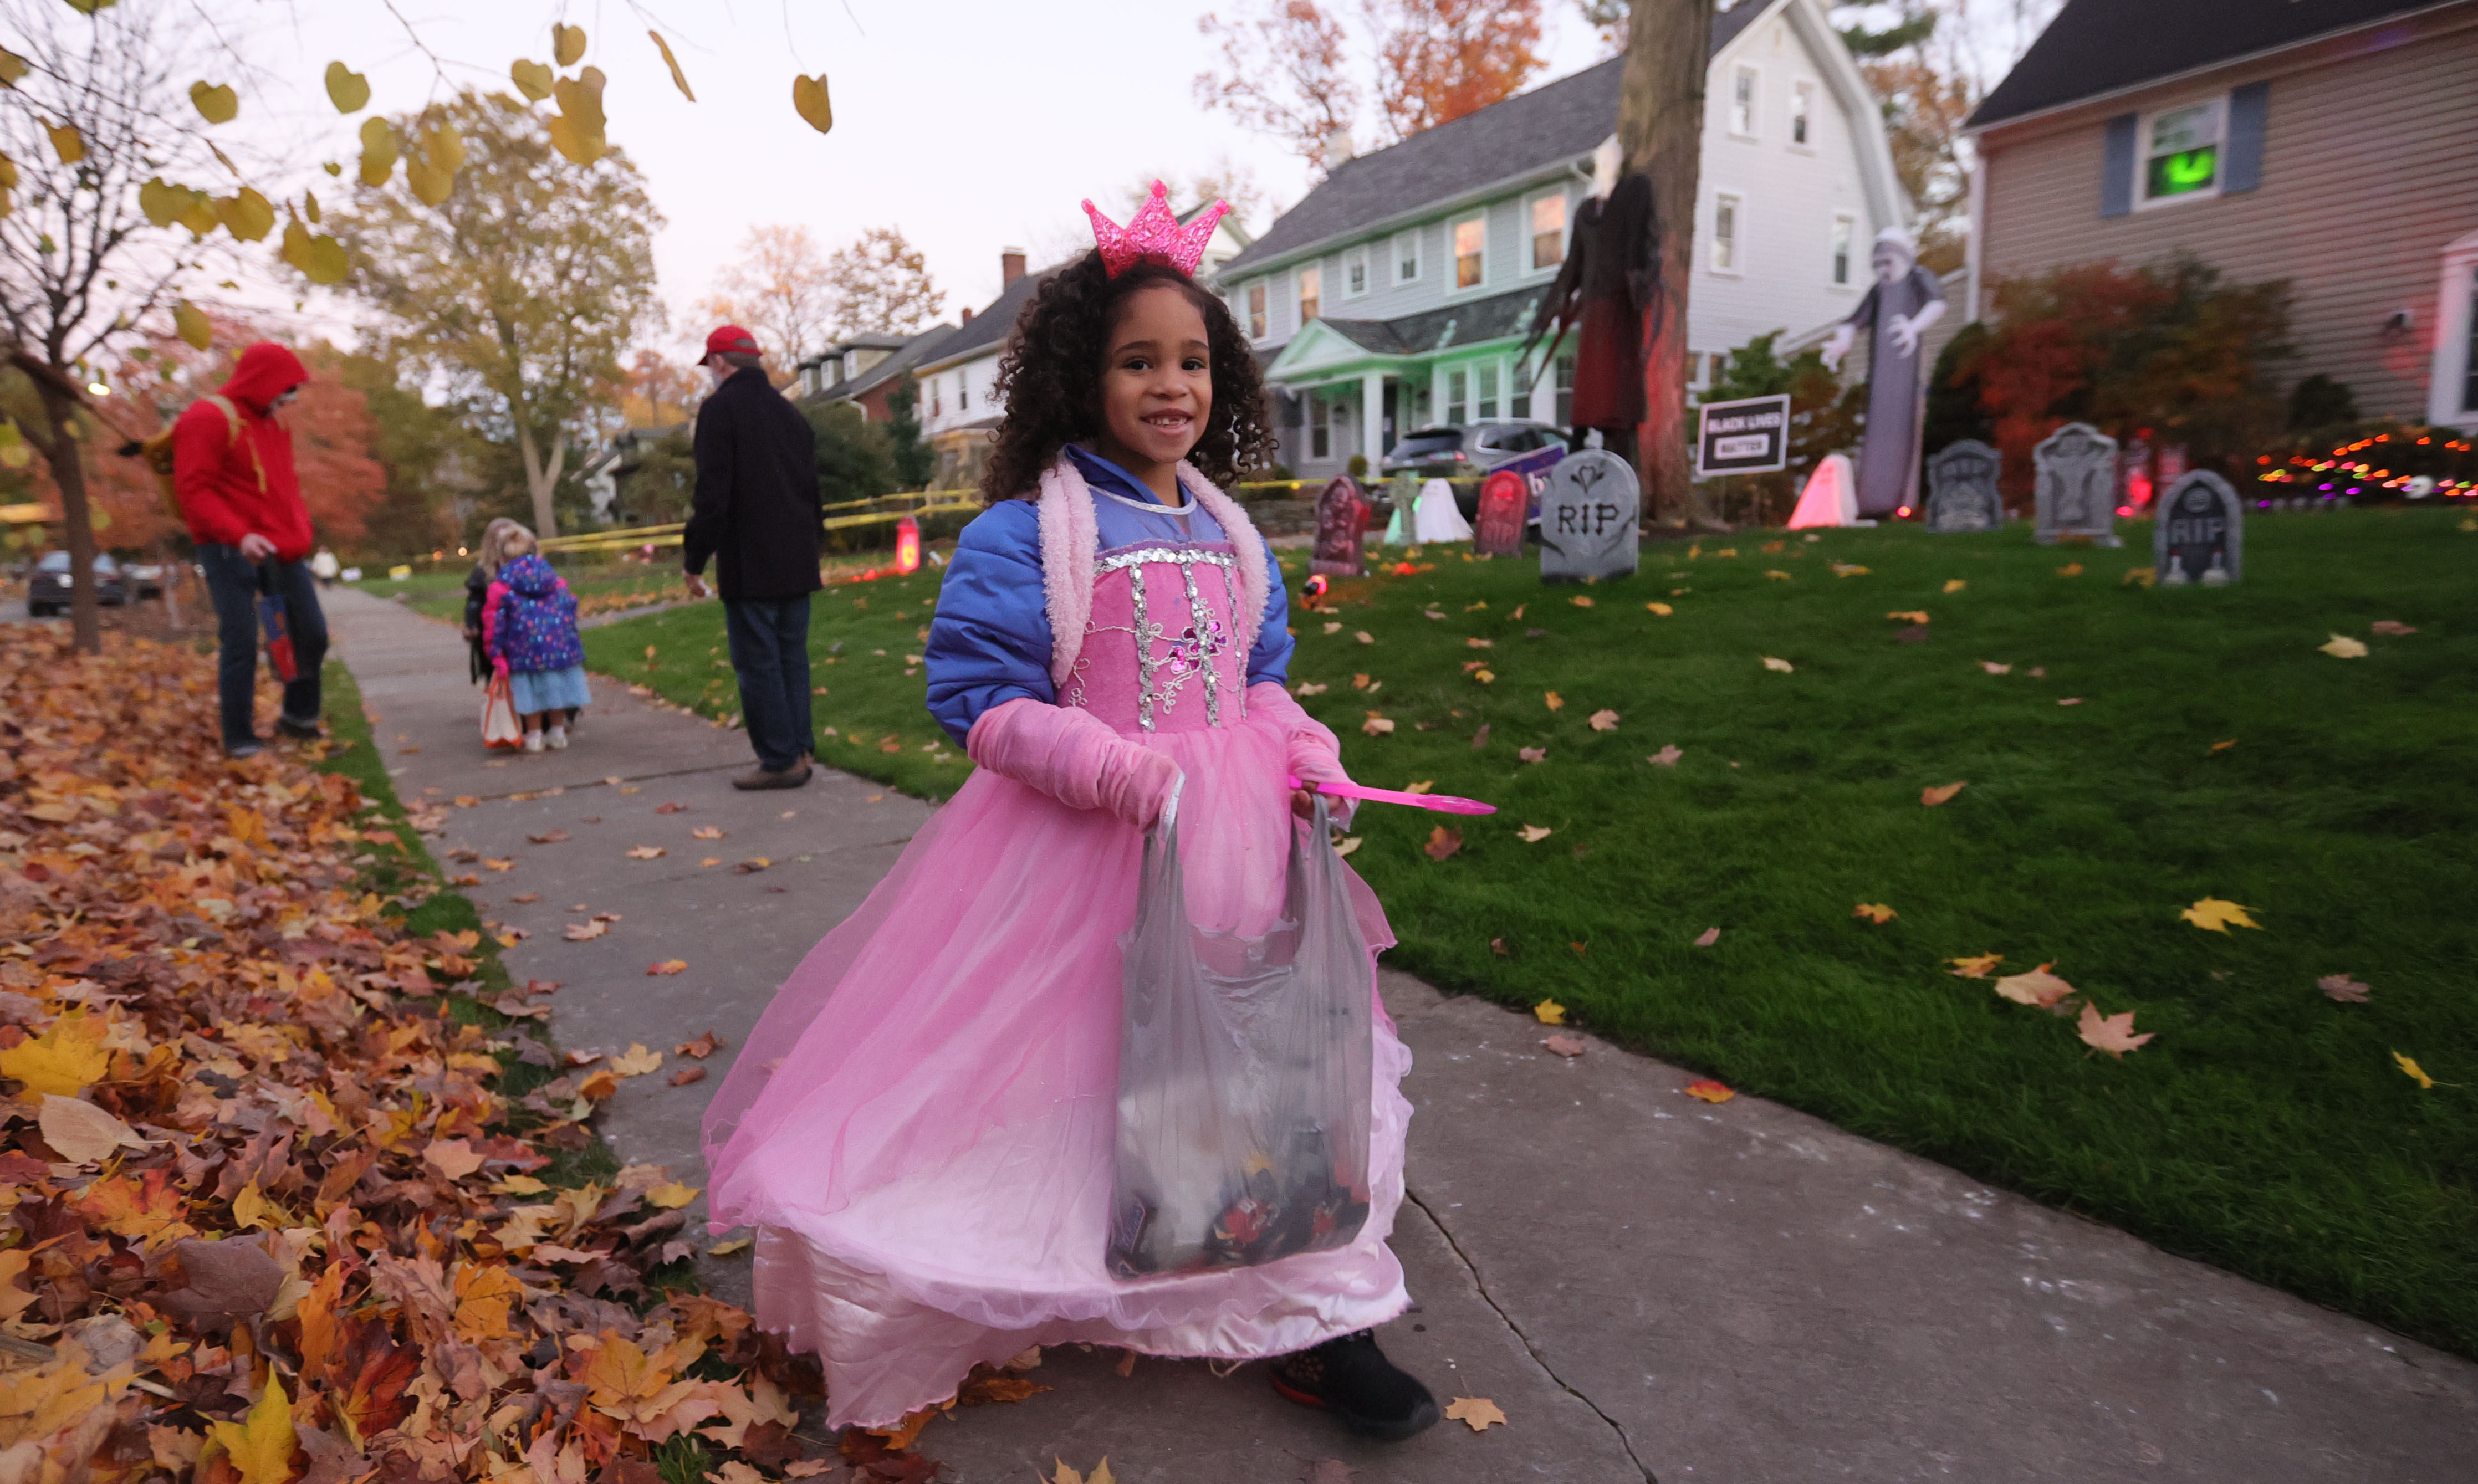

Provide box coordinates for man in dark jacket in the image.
[173,340,326,759]
[683,325,822,789]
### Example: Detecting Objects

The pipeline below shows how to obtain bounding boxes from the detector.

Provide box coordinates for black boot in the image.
[1270,1329,1439,1441]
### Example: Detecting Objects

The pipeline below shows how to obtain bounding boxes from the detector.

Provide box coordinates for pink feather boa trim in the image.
[1031,454,1269,690]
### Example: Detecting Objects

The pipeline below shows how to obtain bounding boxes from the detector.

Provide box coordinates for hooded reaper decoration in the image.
[1517,138,1662,461]
[1823,228,1946,518]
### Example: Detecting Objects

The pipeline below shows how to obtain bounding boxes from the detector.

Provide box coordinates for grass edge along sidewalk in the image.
[588,508,2478,1362]
[0,633,979,1484]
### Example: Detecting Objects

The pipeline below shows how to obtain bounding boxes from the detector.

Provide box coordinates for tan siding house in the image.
[1964,0,2478,429]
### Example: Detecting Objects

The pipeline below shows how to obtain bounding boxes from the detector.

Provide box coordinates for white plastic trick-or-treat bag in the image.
[1107,795,1375,1278]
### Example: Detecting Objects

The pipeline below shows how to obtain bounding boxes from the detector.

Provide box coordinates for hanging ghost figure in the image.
[1823,229,1946,519]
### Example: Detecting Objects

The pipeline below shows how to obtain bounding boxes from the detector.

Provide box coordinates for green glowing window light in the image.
[2148,145,2218,198]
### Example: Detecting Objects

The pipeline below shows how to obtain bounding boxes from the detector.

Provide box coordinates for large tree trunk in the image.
[515,424,568,539]
[34,378,103,654]
[1619,0,1716,527]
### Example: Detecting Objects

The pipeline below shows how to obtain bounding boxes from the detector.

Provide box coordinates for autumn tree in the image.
[0,2,287,651]
[823,227,947,339]
[1835,3,1974,273]
[331,91,662,540]
[1194,2,1360,170]
[699,223,836,381]
[1367,0,1549,141]
[619,347,706,430]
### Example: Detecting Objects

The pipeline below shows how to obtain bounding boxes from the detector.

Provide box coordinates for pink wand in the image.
[1289,774,1498,816]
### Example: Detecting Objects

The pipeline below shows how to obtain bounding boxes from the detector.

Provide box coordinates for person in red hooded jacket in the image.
[173,341,329,758]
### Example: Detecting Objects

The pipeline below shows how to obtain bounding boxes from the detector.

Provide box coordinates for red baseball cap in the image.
[702,325,761,359]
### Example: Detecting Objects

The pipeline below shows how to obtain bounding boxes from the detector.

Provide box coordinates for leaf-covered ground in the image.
[591,506,2478,1359]
[0,633,1014,1483]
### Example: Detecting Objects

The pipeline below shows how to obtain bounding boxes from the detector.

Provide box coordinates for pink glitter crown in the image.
[1081,180,1231,279]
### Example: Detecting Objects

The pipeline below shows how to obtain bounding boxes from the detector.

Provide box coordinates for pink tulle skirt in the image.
[701,713,1413,1429]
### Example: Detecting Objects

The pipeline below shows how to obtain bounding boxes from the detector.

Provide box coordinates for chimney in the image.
[960,305,974,324]
[1325,127,1355,167]
[1000,247,1027,289]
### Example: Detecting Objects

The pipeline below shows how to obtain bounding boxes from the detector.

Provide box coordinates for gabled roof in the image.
[806,322,963,406]
[913,265,1064,373]
[1312,285,1547,359]
[1968,0,2448,129]
[1217,3,1769,280]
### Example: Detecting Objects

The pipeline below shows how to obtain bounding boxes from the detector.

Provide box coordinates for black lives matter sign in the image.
[1695,394,1790,477]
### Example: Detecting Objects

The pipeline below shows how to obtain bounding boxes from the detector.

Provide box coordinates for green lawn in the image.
[586,508,2478,1358]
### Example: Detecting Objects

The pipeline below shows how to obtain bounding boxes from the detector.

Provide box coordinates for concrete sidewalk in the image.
[325,587,2478,1483]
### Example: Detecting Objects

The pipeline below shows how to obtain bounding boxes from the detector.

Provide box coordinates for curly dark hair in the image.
[979,252,1276,502]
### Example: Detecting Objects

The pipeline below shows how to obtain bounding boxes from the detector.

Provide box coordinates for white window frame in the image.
[1296,264,1322,329]
[1343,244,1370,299]
[2429,228,2478,429]
[1790,79,1817,150]
[2136,96,2226,209]
[1729,65,1760,140]
[1711,191,1744,275]
[1525,187,1568,275]
[1448,211,1488,295]
[1830,212,1855,288]
[1443,366,1468,427]
[1245,282,1268,341]
[1476,360,1501,422]
[1394,227,1422,284]
[1552,351,1575,427]
[1309,392,1332,460]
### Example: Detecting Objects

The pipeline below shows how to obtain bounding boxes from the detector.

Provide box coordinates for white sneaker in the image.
[546,725,569,750]
[524,731,545,753]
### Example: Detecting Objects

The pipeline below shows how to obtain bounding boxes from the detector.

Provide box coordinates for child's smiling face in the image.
[1092,284,1213,492]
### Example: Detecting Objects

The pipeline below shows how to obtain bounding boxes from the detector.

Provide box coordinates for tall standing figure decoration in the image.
[1823,229,1946,519]
[1517,138,1662,467]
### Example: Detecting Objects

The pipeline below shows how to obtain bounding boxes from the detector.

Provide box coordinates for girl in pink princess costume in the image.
[701,185,1438,1441]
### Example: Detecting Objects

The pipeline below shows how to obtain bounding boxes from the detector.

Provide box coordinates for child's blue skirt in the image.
[510,664,590,715]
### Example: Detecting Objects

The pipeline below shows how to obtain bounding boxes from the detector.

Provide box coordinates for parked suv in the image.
[1379,421,1570,478]
[25,550,127,616]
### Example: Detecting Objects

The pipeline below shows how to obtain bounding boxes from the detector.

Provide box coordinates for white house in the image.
[915,209,1256,490]
[1209,0,1908,480]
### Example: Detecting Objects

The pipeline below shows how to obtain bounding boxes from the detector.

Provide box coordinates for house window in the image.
[1452,214,1485,290]
[1530,192,1566,271]
[1445,367,1468,427]
[1731,66,1759,137]
[1297,265,1322,326]
[931,379,942,418]
[1345,245,1369,298]
[1712,193,1741,273]
[957,371,968,410]
[1395,228,1421,284]
[1246,282,1268,340]
[2142,100,2222,203]
[1512,359,1533,419]
[1791,80,1815,146]
[1478,363,1500,421]
[1831,214,1854,286]
[1553,353,1574,427]
[2431,231,2478,426]
[1309,394,1331,460]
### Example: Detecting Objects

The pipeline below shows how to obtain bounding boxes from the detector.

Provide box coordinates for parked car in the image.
[126,561,165,598]
[1379,421,1571,479]
[25,550,127,616]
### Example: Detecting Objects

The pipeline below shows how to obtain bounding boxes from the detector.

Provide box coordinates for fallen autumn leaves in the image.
[0,631,938,1484]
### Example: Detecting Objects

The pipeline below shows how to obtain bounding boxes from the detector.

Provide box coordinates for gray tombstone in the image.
[1924,440,2005,533]
[2032,422,2123,547]
[1536,450,1639,583]
[2153,470,2244,586]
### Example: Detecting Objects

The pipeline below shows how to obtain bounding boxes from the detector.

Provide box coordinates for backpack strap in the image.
[198,394,267,493]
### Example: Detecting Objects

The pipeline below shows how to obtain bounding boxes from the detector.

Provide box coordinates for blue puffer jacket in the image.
[484,554,585,673]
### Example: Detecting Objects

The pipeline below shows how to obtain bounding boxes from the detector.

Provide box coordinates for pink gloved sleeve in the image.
[1248,682,1357,825]
[966,697,1184,830]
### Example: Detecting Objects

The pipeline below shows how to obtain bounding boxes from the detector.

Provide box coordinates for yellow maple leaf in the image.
[1943,579,1967,593]
[0,1249,35,1322]
[206,1377,297,1484]
[1544,690,1564,711]
[1646,601,1673,615]
[1945,953,2004,979]
[1,1012,113,1096]
[1532,999,1565,1025]
[645,1182,700,1209]
[609,1043,663,1077]
[2393,1051,2436,1089]
[1445,1395,1508,1431]
[452,1262,524,1342]
[1886,610,1930,624]
[1852,903,1897,924]
[2179,898,2260,933]
[2318,633,2368,659]
[1517,824,1552,842]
